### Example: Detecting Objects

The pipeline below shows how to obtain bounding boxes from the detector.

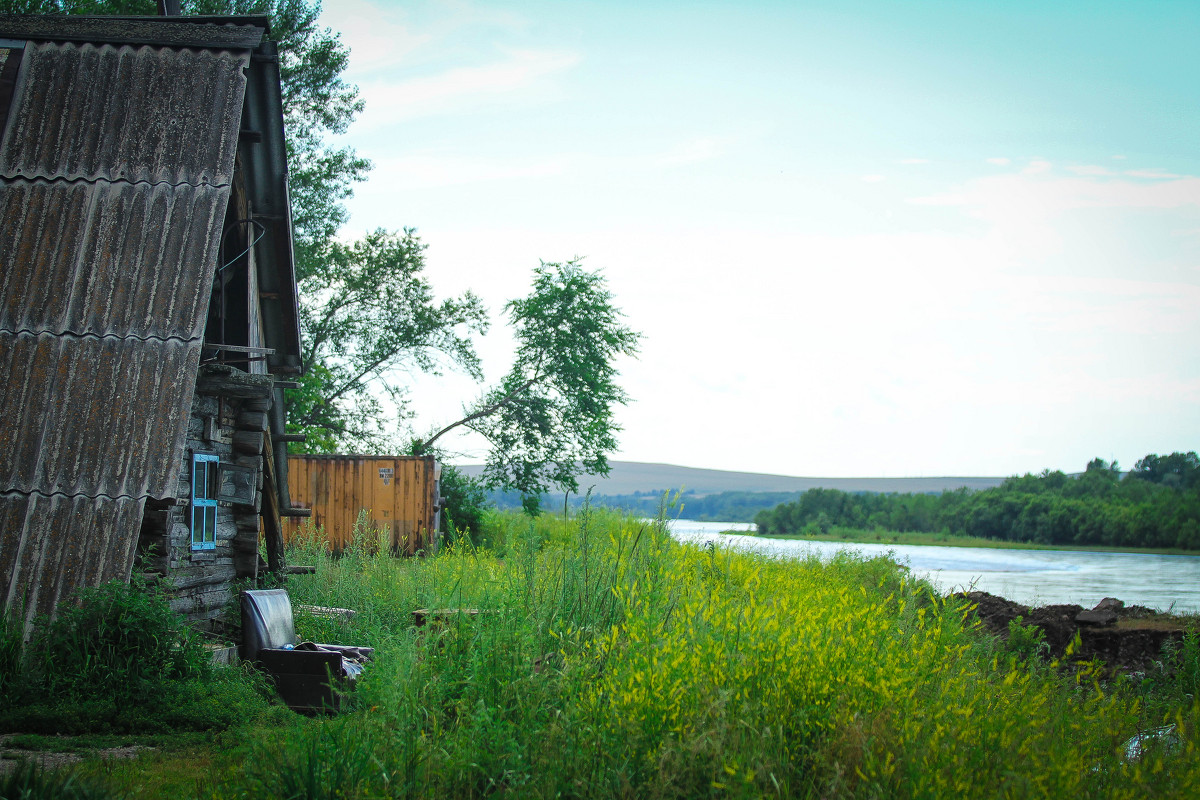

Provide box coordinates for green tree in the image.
[415,260,642,507]
[289,229,487,450]
[1129,452,1200,490]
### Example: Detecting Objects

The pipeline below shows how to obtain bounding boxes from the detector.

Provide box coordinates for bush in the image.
[1163,628,1200,701]
[3,578,279,735]
[28,578,210,702]
[438,464,488,543]
[1004,616,1050,664]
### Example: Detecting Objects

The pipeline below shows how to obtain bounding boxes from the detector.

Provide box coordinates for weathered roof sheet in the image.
[0,17,271,625]
[0,14,264,50]
[0,332,201,499]
[1,40,247,186]
[0,491,144,627]
[0,179,226,340]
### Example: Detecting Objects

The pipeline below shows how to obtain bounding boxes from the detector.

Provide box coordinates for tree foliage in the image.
[753,452,1200,550]
[417,260,641,503]
[289,229,487,449]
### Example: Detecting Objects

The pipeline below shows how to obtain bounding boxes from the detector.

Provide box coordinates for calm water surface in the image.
[668,520,1200,613]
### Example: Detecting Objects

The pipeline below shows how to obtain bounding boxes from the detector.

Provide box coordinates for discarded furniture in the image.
[240,589,372,713]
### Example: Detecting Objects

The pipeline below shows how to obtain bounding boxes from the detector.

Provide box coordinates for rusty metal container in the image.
[285,455,441,555]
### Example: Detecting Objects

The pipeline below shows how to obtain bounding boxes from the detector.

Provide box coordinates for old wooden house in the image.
[0,14,309,633]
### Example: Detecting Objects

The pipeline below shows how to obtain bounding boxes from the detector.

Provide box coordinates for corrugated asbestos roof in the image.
[0,17,268,627]
[0,332,201,499]
[1,41,246,187]
[0,492,144,623]
[0,14,264,50]
[0,180,226,340]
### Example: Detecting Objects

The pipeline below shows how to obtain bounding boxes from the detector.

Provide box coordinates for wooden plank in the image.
[202,343,276,354]
[236,410,269,431]
[260,427,285,573]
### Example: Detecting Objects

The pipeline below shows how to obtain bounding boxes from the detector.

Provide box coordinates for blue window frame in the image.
[191,452,219,551]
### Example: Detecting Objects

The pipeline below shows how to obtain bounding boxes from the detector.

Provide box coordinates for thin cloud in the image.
[322,0,432,75]
[1022,160,1053,175]
[906,192,968,206]
[355,49,581,126]
[658,137,725,166]
[986,157,1011,166]
[861,174,887,183]
[1125,169,1184,180]
[368,152,573,189]
[907,171,1200,264]
[1067,165,1116,177]
[898,158,930,165]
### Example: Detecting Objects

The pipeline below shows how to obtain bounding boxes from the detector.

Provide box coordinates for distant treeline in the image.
[485,488,803,521]
[754,453,1200,550]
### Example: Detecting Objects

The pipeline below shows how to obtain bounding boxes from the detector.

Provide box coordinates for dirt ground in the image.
[0,734,152,775]
[957,591,1193,672]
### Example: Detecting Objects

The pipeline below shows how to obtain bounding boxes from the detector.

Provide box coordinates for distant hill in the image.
[453,461,1006,497]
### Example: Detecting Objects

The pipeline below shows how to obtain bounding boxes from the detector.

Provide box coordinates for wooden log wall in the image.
[136,389,273,628]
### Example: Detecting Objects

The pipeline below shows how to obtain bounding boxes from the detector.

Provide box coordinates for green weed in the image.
[19,510,1200,798]
[1004,615,1051,664]
[0,761,118,800]
[3,579,278,736]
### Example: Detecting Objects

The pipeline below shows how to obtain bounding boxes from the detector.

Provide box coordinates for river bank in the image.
[669,520,1200,613]
[756,526,1200,556]
[961,591,1197,674]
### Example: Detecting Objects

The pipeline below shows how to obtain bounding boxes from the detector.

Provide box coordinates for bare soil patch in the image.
[0,734,152,775]
[958,591,1194,672]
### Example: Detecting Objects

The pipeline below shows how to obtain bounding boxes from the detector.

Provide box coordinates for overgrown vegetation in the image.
[755,452,1200,550]
[6,512,1198,797]
[0,761,117,800]
[0,578,278,736]
[252,512,1200,797]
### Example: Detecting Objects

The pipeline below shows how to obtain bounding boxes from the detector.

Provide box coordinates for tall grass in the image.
[236,510,1199,798]
[1,577,279,736]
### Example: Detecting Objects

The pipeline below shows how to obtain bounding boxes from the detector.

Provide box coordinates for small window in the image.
[191,452,219,551]
[217,462,257,506]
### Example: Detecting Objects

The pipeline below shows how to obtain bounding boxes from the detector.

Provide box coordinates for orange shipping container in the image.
[285,455,441,555]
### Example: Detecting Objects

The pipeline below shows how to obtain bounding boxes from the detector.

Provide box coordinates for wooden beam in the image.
[202,343,276,355]
[260,427,286,574]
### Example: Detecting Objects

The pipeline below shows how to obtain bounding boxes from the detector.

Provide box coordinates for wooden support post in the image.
[261,427,286,574]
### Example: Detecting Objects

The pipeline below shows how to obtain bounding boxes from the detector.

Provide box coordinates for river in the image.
[668,520,1200,614]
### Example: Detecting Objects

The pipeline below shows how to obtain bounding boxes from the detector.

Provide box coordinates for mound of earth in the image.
[956,592,1192,673]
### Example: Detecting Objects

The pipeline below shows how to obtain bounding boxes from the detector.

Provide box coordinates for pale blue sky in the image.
[318,0,1200,478]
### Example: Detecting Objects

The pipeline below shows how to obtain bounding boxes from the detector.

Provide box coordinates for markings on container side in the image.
[379,467,394,485]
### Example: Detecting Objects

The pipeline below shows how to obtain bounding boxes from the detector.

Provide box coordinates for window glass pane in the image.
[191,454,220,549]
[218,463,257,505]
